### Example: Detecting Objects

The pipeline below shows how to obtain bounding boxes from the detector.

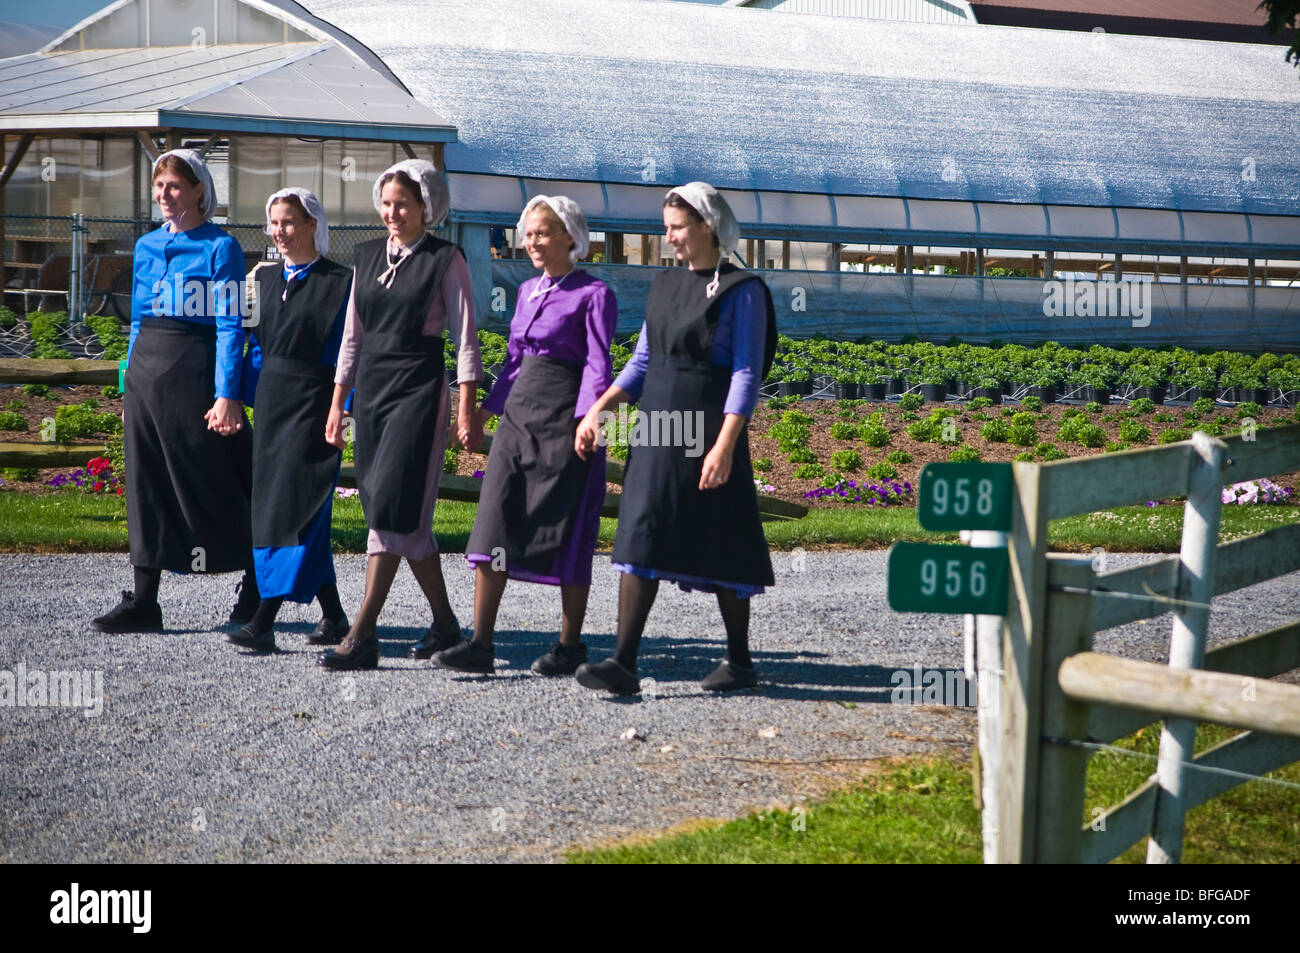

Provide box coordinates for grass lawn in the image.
[2,490,1296,554]
[569,724,1300,863]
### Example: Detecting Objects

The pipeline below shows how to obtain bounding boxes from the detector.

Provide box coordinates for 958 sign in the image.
[887,542,1010,615]
[917,462,1012,531]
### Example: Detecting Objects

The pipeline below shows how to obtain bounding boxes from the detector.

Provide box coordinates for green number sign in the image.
[917,463,1013,532]
[887,542,1010,615]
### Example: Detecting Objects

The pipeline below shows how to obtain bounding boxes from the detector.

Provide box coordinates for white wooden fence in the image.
[987,423,1300,863]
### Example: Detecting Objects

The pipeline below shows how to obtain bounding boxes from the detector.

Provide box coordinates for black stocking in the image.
[247,597,283,634]
[316,583,344,622]
[133,566,161,606]
[613,573,658,672]
[716,587,752,668]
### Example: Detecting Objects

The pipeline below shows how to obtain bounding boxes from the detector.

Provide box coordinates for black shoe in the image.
[90,591,163,633]
[409,610,462,660]
[227,623,275,653]
[531,641,588,676]
[229,580,260,625]
[701,660,757,692]
[317,632,379,671]
[307,614,349,646]
[575,658,640,696]
[433,638,494,674]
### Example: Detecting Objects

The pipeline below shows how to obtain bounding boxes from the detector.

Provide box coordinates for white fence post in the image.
[971,528,1007,863]
[1147,432,1227,863]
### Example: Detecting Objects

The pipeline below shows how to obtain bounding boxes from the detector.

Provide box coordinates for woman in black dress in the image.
[573,182,777,694]
[226,188,351,653]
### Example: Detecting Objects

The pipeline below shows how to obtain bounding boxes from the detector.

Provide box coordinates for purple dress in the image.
[466,270,616,585]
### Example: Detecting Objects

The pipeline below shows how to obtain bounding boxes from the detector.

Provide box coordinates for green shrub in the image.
[1118,419,1151,443]
[1104,441,1130,453]
[54,403,123,441]
[1152,412,1176,424]
[1077,423,1106,448]
[1061,407,1083,420]
[1084,401,1102,414]
[968,397,994,410]
[781,409,816,427]
[2,467,39,481]
[752,457,773,472]
[1128,397,1156,415]
[0,411,27,431]
[27,311,71,359]
[1193,396,1216,415]
[830,449,862,471]
[1010,412,1036,428]
[1038,445,1069,461]
[0,306,16,330]
[948,446,981,463]
[859,420,891,447]
[787,447,818,464]
[84,314,128,361]
[864,461,897,481]
[1158,428,1192,444]
[1013,451,1035,463]
[101,385,121,399]
[443,447,459,474]
[106,431,125,487]
[22,384,49,398]
[906,418,940,442]
[6,399,25,410]
[1021,395,1043,412]
[980,419,1009,442]
[1198,420,1224,436]
[793,462,825,479]
[769,419,810,453]
[829,421,859,441]
[1235,401,1263,419]
[898,392,924,411]
[1007,423,1037,447]
[884,450,912,464]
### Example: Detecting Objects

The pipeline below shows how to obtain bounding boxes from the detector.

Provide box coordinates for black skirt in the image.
[466,355,591,574]
[124,317,252,573]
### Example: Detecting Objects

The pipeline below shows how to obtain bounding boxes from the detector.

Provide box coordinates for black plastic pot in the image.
[1238,387,1270,405]
[974,387,1002,404]
[1084,387,1110,405]
[1270,388,1295,407]
[920,383,947,403]
[833,381,861,400]
[1134,385,1165,405]
[887,377,907,396]
[862,383,887,401]
[1027,386,1057,404]
[776,379,811,397]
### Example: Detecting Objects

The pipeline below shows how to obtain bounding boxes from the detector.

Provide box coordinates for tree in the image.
[1259,0,1300,69]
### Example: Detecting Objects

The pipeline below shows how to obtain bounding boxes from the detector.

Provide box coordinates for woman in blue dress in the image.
[226,188,351,653]
[91,149,259,632]
[573,182,777,694]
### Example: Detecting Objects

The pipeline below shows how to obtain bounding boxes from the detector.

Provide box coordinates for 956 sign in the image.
[918,462,1012,531]
[887,542,1010,615]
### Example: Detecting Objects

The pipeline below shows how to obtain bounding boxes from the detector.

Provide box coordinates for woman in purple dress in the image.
[434,196,615,675]
[572,182,776,695]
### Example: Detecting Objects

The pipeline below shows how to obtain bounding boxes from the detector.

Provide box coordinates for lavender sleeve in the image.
[576,283,617,417]
[717,282,767,420]
[612,323,650,401]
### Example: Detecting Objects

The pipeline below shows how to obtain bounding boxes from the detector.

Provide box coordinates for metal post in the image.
[69,213,84,322]
[1146,432,1226,863]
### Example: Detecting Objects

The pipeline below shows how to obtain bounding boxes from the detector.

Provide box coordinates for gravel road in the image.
[1,551,1295,863]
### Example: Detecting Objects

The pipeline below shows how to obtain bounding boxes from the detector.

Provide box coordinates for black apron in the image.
[124,317,253,573]
[466,355,592,574]
[249,259,351,547]
[612,264,776,588]
[350,235,458,534]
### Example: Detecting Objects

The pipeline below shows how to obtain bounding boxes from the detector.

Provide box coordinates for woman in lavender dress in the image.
[435,196,615,676]
[572,182,777,695]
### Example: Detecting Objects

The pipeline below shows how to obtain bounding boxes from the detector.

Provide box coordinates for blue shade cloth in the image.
[613,278,767,419]
[128,221,247,400]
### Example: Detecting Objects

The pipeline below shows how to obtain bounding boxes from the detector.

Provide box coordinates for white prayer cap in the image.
[264,187,330,255]
[153,148,217,221]
[665,182,739,255]
[517,195,589,263]
[373,159,449,227]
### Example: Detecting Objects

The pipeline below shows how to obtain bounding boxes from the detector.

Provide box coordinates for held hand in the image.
[698,441,734,491]
[458,408,483,452]
[325,405,350,449]
[205,398,245,436]
[574,409,603,461]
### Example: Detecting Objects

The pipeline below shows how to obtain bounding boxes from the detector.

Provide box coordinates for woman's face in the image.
[268,200,317,263]
[154,168,203,229]
[379,179,425,245]
[522,207,574,276]
[663,205,715,269]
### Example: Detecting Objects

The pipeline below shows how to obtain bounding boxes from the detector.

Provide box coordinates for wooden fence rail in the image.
[992,423,1300,864]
